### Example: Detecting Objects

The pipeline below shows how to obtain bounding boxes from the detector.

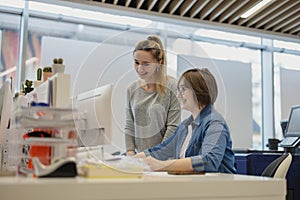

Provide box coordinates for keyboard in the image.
[279,137,300,147]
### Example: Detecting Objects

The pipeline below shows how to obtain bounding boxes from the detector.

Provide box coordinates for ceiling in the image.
[60,0,300,41]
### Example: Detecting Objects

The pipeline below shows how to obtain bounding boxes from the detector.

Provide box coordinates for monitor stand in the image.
[284,145,300,154]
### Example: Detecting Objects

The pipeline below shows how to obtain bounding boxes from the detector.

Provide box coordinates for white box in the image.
[49,73,70,108]
[34,73,70,108]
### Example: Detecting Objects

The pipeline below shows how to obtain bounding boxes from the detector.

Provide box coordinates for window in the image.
[274,52,300,139]
[1,1,300,150]
[0,11,21,89]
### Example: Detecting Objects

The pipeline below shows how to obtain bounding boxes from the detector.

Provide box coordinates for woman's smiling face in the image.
[134,50,159,82]
[177,79,198,112]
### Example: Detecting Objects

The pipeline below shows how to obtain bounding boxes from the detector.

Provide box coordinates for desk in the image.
[235,153,300,200]
[0,173,286,200]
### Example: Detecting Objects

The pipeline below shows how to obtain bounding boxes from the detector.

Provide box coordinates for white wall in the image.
[41,36,98,95]
[280,68,300,120]
[177,55,253,148]
[41,36,137,152]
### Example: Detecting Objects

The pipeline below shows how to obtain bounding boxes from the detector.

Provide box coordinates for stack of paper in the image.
[80,163,144,179]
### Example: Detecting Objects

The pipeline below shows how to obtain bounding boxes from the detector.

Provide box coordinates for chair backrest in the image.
[261,153,292,178]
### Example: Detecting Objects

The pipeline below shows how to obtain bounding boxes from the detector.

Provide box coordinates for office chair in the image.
[261,153,292,178]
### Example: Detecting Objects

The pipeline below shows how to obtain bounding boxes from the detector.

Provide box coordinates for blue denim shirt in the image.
[144,104,237,173]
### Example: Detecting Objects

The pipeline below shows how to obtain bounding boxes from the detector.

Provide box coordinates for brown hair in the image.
[133,35,167,96]
[178,68,218,107]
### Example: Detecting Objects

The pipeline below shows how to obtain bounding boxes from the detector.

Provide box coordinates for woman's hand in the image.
[144,156,172,171]
[144,157,194,172]
[134,152,146,158]
[126,150,136,156]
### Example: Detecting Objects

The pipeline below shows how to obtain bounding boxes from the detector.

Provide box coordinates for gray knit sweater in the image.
[125,77,181,152]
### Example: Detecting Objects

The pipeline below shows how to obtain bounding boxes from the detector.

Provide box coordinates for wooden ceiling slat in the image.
[147,0,158,11]
[242,0,286,27]
[199,0,223,20]
[158,0,171,13]
[289,26,300,34]
[255,1,299,28]
[136,0,145,9]
[125,0,131,7]
[219,0,249,23]
[59,0,300,39]
[264,6,300,30]
[281,20,300,33]
[209,0,236,21]
[179,0,197,16]
[169,0,184,15]
[272,14,299,32]
[228,0,259,24]
[236,0,261,25]
[189,0,210,18]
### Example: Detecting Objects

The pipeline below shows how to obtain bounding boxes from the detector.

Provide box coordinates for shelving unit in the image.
[8,106,81,176]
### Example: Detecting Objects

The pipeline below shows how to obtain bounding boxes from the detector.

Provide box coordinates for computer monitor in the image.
[278,105,300,149]
[280,120,288,137]
[74,84,113,147]
[285,105,300,137]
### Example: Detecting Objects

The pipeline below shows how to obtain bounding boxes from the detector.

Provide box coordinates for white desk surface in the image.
[0,172,286,200]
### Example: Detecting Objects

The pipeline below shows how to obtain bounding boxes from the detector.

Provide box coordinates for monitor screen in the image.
[74,84,113,147]
[285,105,300,137]
[280,120,288,136]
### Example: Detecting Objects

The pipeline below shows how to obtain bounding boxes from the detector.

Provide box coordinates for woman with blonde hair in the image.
[125,35,181,155]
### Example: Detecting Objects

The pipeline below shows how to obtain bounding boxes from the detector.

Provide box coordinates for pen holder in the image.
[267,138,281,150]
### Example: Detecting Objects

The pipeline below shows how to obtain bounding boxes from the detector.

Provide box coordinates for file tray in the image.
[12,107,82,176]
[15,106,81,129]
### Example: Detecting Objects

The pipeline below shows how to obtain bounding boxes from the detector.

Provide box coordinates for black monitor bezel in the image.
[285,105,300,137]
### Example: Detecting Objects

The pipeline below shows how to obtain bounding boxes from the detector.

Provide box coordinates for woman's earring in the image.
[156,67,160,72]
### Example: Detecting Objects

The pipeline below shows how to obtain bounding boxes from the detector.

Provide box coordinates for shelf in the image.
[10,106,81,176]
[16,116,76,128]
[23,137,77,146]
[15,106,82,128]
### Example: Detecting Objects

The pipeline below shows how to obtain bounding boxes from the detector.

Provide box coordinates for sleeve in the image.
[145,124,181,160]
[124,87,135,151]
[162,78,181,141]
[190,119,228,172]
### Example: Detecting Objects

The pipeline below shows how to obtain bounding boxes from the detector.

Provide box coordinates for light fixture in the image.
[241,0,272,18]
